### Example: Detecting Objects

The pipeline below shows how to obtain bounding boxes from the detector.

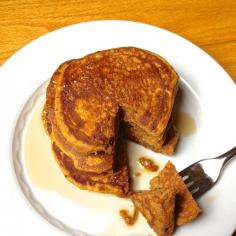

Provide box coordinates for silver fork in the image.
[179,146,236,199]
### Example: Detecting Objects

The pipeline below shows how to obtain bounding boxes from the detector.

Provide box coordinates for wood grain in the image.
[0,1,236,82]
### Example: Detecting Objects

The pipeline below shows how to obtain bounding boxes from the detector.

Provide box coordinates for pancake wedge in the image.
[131,188,176,236]
[150,161,201,225]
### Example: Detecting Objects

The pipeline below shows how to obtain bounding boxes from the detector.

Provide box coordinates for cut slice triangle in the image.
[150,161,201,225]
[131,188,176,236]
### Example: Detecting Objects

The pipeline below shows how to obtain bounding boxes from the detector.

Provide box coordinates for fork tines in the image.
[179,163,214,199]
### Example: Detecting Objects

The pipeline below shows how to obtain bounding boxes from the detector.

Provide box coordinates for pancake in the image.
[150,161,201,226]
[131,188,176,236]
[123,122,179,155]
[42,102,114,174]
[43,47,179,174]
[52,140,130,197]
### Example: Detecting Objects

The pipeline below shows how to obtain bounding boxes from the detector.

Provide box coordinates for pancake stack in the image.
[42,47,179,197]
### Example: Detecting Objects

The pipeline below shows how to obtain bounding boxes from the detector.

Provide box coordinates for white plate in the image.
[0,20,236,236]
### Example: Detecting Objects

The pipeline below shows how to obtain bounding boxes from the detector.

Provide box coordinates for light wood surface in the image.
[0,0,236,82]
[0,1,236,82]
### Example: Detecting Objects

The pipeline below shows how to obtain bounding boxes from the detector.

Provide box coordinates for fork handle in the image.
[219,146,236,167]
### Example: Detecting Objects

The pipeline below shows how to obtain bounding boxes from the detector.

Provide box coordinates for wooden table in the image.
[0,0,236,83]
[0,1,235,235]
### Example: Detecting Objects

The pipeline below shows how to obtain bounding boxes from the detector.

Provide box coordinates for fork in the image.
[179,146,236,199]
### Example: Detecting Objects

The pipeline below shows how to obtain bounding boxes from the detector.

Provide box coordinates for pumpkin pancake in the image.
[150,161,201,225]
[52,140,130,197]
[43,47,179,175]
[123,122,179,155]
[131,188,176,236]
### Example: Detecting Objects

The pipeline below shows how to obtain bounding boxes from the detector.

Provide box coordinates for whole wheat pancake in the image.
[131,188,176,236]
[43,47,179,174]
[52,140,130,197]
[150,161,201,225]
[123,122,179,155]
